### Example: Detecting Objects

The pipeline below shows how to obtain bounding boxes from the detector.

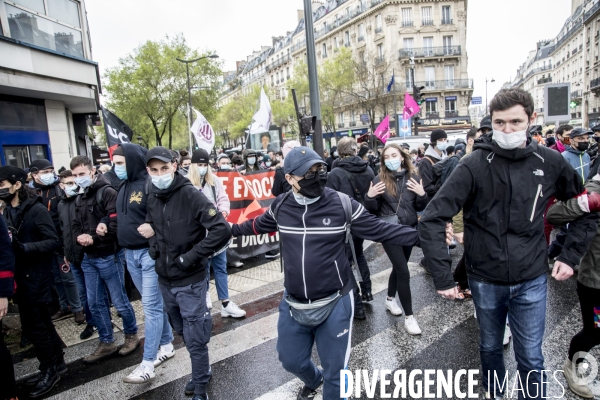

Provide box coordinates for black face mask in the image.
[577,142,590,151]
[296,174,327,199]
[594,137,600,143]
[0,188,16,203]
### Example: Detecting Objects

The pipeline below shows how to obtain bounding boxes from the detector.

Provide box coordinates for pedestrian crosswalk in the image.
[11,244,600,399]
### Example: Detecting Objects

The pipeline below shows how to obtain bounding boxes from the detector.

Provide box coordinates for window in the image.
[339,112,344,123]
[377,43,384,62]
[358,24,365,40]
[286,67,290,79]
[445,98,457,113]
[6,1,84,58]
[403,38,414,56]
[444,65,455,87]
[405,68,414,87]
[4,145,47,169]
[442,6,451,24]
[443,36,453,52]
[334,36,339,49]
[376,14,383,32]
[423,37,434,56]
[322,43,327,57]
[401,8,412,26]
[425,99,437,114]
[425,66,436,88]
[351,110,356,121]
[345,31,350,46]
[422,6,433,25]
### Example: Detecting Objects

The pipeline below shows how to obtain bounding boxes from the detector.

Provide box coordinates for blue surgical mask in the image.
[385,159,402,171]
[115,165,127,180]
[198,167,208,176]
[65,185,79,197]
[220,164,231,171]
[247,157,256,165]
[74,175,93,189]
[437,141,448,152]
[265,162,272,167]
[151,173,174,190]
[39,172,55,186]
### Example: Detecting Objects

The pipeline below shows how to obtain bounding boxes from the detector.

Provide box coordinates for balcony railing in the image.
[422,19,434,26]
[375,27,383,33]
[445,111,458,117]
[370,0,383,6]
[399,45,461,59]
[358,35,364,42]
[413,79,474,90]
[402,20,414,27]
[374,56,385,65]
[265,55,291,72]
[441,18,453,25]
[537,77,552,84]
[571,90,583,99]
[349,121,357,127]
[591,77,600,90]
[344,42,351,47]
[426,112,440,118]
[322,53,328,59]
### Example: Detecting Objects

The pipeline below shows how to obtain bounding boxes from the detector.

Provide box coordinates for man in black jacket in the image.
[70,155,139,364]
[419,89,599,399]
[145,147,231,400]
[29,158,83,323]
[0,213,16,400]
[326,137,374,319]
[230,147,428,400]
[113,144,175,384]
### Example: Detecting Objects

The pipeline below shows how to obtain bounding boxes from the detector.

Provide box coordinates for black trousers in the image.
[19,303,64,370]
[453,253,469,289]
[568,282,600,360]
[384,244,414,316]
[0,327,16,399]
[348,237,371,292]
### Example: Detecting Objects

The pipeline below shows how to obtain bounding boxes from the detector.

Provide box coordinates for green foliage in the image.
[103,34,221,150]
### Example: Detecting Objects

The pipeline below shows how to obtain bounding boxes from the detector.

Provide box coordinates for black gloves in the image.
[175,253,193,270]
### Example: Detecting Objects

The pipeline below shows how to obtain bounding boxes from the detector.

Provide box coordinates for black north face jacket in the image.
[419,133,598,290]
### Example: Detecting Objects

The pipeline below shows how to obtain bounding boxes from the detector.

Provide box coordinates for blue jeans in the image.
[81,253,138,343]
[470,273,547,399]
[70,261,96,326]
[126,248,173,362]
[207,251,229,300]
[52,253,82,312]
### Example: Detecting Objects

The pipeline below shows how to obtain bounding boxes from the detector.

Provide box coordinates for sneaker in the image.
[73,310,86,325]
[83,341,118,363]
[361,291,373,302]
[192,395,209,400]
[354,306,366,320]
[404,315,422,335]
[185,368,212,395]
[503,325,511,346]
[264,250,280,259]
[80,324,96,340]
[221,301,246,318]
[563,357,594,398]
[230,261,244,268]
[123,363,155,384]
[119,333,140,356]
[51,309,72,321]
[153,345,175,367]
[385,297,403,316]
[206,292,212,310]
[297,377,323,400]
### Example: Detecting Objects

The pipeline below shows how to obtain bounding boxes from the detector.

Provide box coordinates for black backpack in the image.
[419,156,450,193]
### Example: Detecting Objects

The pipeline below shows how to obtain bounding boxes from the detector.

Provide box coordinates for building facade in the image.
[0,0,100,169]
[220,0,473,140]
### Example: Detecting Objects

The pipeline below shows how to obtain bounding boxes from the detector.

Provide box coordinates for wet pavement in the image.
[9,243,600,399]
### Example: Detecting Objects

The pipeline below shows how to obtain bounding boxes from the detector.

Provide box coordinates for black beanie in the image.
[430,129,447,143]
[112,145,124,157]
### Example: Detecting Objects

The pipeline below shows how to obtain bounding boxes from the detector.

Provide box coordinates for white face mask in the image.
[492,129,528,150]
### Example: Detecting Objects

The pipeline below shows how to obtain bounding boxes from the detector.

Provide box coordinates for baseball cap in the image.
[29,159,53,173]
[0,166,28,184]
[191,149,210,164]
[528,125,543,134]
[478,115,492,132]
[569,128,593,138]
[146,146,174,165]
[284,147,326,176]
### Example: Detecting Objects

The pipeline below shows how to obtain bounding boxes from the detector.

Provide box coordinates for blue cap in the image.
[284,147,325,176]
[569,128,593,138]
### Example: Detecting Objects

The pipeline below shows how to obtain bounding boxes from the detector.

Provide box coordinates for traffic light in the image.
[300,116,317,136]
[413,85,425,105]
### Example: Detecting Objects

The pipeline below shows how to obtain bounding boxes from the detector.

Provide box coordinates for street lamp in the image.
[176,54,219,152]
[486,77,495,115]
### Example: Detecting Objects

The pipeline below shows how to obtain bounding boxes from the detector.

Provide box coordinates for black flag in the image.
[101,107,133,148]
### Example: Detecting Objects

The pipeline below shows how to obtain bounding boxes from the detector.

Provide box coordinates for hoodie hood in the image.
[473,131,536,161]
[242,149,260,170]
[424,144,446,161]
[120,143,149,182]
[337,156,370,173]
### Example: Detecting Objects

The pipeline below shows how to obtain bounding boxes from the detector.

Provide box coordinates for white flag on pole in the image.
[248,87,272,134]
[190,108,215,153]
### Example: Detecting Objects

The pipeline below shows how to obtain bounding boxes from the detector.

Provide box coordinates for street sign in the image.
[360,114,370,123]
[544,83,570,124]
[471,97,482,105]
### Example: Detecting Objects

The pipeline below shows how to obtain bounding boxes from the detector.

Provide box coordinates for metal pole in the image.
[485,79,488,115]
[392,69,398,138]
[303,0,323,156]
[412,67,418,137]
[186,63,193,152]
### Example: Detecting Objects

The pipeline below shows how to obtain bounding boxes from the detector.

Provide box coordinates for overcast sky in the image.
[86,0,572,105]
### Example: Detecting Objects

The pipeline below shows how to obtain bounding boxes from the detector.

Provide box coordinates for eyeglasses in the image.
[296,167,327,180]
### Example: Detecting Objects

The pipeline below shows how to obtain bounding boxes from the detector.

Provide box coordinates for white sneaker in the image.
[385,297,403,316]
[404,315,422,335]
[503,325,511,346]
[231,261,244,268]
[123,363,155,384]
[153,345,175,367]
[206,291,212,310]
[220,301,246,318]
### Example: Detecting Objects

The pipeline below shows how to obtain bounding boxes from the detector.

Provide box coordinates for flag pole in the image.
[392,69,397,141]
[187,104,193,152]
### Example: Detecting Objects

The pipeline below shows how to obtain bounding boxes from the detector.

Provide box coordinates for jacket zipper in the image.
[529,184,543,222]
[334,260,343,286]
[162,203,170,278]
[301,203,308,300]
[579,154,585,184]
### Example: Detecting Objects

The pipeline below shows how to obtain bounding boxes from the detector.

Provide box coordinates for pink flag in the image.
[373,115,390,144]
[403,92,421,120]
